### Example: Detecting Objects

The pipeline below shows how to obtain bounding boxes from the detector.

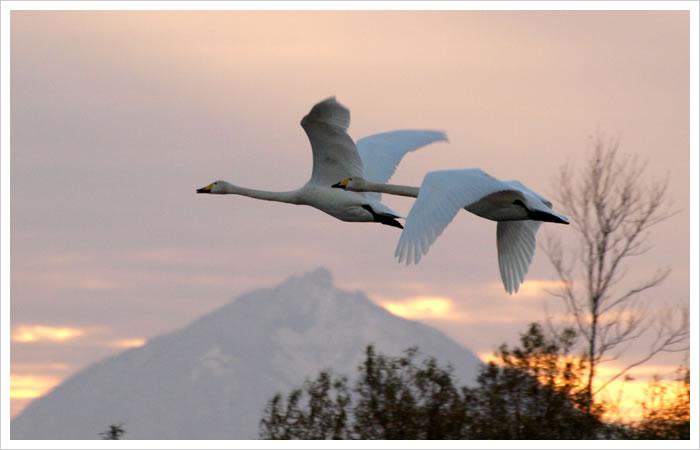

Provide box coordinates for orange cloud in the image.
[12,325,86,343]
[111,338,146,349]
[379,296,465,321]
[378,293,544,324]
[10,374,64,418]
[75,279,115,290]
[482,279,570,299]
[10,374,61,399]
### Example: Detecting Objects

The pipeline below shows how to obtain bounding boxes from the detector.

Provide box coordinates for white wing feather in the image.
[395,169,507,265]
[496,221,542,294]
[301,97,365,186]
[356,130,448,201]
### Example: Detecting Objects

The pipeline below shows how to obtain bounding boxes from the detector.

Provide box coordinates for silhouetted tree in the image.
[543,134,688,411]
[261,347,468,439]
[466,323,606,439]
[260,324,609,439]
[351,346,468,439]
[260,371,351,439]
[99,423,125,440]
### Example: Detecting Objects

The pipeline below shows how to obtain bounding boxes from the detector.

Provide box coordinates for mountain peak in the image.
[12,268,482,439]
[295,267,333,288]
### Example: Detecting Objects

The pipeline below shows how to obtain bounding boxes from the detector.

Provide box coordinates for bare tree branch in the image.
[543,133,686,411]
[593,308,689,395]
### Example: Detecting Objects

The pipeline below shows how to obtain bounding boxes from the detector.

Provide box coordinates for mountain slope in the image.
[11,268,482,439]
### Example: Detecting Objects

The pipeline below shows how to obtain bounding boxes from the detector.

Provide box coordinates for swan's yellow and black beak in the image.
[332,178,350,189]
[196,183,214,194]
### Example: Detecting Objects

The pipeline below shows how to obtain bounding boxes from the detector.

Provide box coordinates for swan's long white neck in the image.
[220,182,300,204]
[347,178,420,198]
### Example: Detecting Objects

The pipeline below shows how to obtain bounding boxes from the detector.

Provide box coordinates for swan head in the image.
[331,177,366,191]
[196,180,229,194]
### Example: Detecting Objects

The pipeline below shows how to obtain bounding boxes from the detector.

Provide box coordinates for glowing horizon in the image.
[11,325,86,343]
[476,351,687,421]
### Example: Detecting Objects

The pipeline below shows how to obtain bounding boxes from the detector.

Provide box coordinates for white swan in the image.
[332,169,569,294]
[196,97,447,229]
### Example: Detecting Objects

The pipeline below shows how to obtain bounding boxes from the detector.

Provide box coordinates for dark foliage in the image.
[260,323,613,439]
[99,423,126,440]
[351,346,468,439]
[465,324,605,439]
[260,371,352,439]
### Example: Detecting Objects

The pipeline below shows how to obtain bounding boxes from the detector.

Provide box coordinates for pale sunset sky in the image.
[4,4,696,424]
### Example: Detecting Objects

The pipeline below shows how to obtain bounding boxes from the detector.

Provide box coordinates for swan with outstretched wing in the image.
[332,169,568,293]
[197,97,446,229]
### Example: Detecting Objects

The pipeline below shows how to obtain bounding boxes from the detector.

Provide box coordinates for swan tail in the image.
[361,205,404,229]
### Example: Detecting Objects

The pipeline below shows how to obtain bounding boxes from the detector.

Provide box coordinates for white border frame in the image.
[1,2,697,449]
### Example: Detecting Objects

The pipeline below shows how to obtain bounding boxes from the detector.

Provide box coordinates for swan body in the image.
[333,169,569,294]
[197,97,447,229]
[201,180,400,224]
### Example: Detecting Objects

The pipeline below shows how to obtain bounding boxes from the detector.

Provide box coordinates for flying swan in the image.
[332,169,569,294]
[196,97,447,228]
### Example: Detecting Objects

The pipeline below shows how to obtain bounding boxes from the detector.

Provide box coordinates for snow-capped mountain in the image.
[11,268,482,439]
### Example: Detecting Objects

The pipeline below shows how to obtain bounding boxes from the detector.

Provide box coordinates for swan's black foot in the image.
[362,205,404,229]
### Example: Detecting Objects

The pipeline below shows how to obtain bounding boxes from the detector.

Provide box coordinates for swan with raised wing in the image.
[197,97,447,229]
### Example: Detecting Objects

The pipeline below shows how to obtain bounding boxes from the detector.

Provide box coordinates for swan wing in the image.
[301,97,365,187]
[496,220,542,294]
[395,168,507,265]
[356,130,448,201]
